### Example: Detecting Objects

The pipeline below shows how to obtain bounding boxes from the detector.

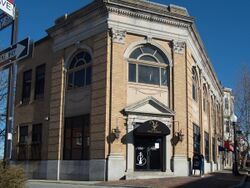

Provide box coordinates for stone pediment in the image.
[124,97,175,117]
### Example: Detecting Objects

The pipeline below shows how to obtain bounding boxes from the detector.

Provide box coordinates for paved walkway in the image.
[97,170,244,188]
[28,170,247,188]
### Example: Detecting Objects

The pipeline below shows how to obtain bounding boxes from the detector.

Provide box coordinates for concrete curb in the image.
[28,179,99,185]
[28,180,151,188]
[229,174,248,188]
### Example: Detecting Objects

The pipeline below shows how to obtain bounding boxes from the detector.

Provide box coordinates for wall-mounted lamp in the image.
[112,126,121,139]
[175,130,184,142]
[171,129,184,146]
[44,116,50,121]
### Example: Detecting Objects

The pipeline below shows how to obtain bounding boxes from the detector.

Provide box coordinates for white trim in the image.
[124,39,173,67]
[64,44,93,69]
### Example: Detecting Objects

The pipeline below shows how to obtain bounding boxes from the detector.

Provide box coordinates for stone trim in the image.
[107,6,191,28]
[111,29,126,44]
[173,41,185,54]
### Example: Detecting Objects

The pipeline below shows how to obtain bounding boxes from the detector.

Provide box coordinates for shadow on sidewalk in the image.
[173,172,243,188]
[97,171,243,188]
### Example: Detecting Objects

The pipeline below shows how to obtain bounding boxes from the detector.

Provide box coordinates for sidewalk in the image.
[96,170,246,188]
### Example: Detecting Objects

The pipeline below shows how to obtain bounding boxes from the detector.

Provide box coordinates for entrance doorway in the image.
[134,136,163,171]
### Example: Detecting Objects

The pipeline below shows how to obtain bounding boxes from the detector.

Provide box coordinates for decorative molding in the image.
[173,41,185,54]
[107,6,190,29]
[111,29,126,44]
[146,35,153,43]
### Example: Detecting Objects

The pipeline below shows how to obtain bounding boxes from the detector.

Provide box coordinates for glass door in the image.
[134,136,163,171]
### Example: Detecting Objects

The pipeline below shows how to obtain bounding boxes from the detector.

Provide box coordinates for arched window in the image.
[128,44,169,86]
[192,68,198,101]
[67,51,92,88]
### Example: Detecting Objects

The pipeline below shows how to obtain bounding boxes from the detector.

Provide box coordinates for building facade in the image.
[12,0,224,181]
[223,88,235,168]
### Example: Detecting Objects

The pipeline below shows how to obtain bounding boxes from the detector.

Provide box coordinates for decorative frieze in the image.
[173,41,185,54]
[111,29,126,44]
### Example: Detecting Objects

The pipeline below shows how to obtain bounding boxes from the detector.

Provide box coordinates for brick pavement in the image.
[97,170,244,188]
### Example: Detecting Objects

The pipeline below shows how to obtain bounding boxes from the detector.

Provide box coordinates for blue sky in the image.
[0,0,249,89]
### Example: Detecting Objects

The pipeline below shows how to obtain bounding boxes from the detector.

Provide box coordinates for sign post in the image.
[3,4,17,167]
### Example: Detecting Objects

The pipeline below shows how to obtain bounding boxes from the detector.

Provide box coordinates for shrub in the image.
[0,161,27,188]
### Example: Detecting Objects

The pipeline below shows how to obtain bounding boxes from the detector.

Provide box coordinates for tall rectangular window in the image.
[129,63,136,82]
[225,120,230,132]
[64,114,90,160]
[32,124,42,143]
[35,64,45,99]
[19,126,28,144]
[31,124,42,160]
[212,137,216,162]
[22,70,32,103]
[193,124,200,155]
[205,132,209,161]
[18,126,28,160]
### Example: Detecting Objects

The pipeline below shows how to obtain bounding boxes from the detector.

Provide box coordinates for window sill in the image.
[66,85,91,92]
[128,82,168,89]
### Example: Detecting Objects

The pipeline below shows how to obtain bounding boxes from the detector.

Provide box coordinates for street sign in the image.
[0,0,15,18]
[0,13,12,30]
[0,37,30,68]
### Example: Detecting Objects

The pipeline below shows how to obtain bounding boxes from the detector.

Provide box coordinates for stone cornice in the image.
[188,25,223,96]
[107,6,191,29]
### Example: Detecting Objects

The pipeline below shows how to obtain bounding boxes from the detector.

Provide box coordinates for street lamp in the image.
[231,113,239,176]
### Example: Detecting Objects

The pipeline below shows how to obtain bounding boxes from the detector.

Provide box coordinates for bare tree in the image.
[0,70,8,158]
[234,64,250,169]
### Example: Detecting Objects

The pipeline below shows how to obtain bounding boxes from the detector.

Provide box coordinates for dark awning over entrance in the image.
[134,120,170,136]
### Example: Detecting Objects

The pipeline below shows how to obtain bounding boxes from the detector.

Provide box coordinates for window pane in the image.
[86,67,92,85]
[64,115,90,160]
[192,84,197,101]
[141,46,155,55]
[84,53,92,64]
[35,64,46,99]
[76,52,84,60]
[193,124,200,155]
[22,70,32,102]
[140,55,158,63]
[129,48,142,59]
[205,132,209,161]
[20,126,28,144]
[68,73,74,88]
[32,124,42,143]
[129,63,136,82]
[138,65,159,85]
[155,51,168,64]
[161,68,168,86]
[69,58,77,69]
[74,69,85,87]
[75,60,84,67]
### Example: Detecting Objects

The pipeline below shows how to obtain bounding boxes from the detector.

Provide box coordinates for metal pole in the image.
[233,122,239,176]
[4,7,18,167]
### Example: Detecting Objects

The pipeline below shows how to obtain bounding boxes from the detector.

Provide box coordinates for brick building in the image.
[12,0,225,181]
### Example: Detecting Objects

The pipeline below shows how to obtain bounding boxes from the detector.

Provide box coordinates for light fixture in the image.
[112,126,121,139]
